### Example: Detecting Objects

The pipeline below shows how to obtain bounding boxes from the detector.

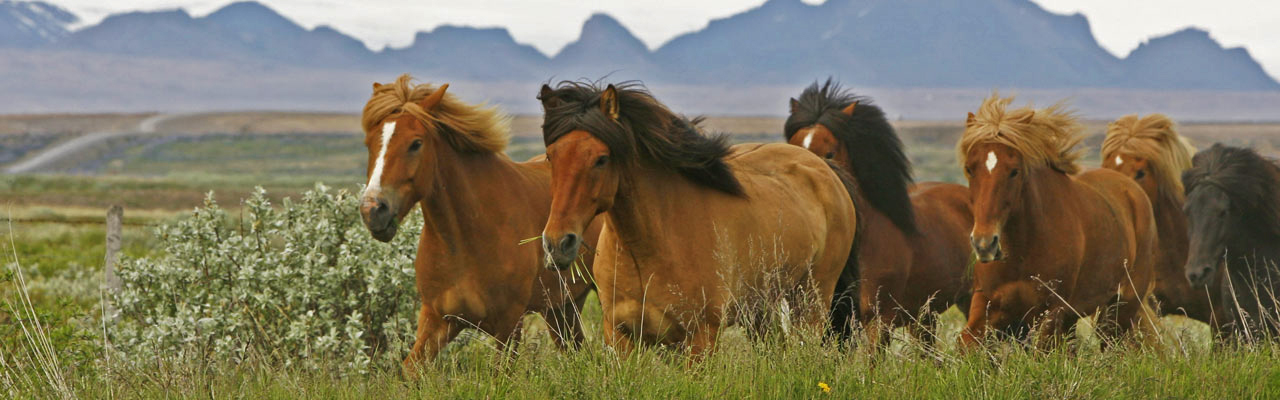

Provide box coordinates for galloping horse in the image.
[1100,114,1213,324]
[358,75,597,374]
[784,79,973,344]
[538,81,858,358]
[957,95,1157,346]
[1183,144,1280,335]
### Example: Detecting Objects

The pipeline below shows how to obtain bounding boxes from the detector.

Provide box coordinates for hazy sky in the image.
[53,0,1280,78]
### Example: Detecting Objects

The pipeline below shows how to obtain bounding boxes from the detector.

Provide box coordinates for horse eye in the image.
[594,155,609,167]
[408,139,423,153]
[965,167,972,176]
[1009,169,1019,178]
[824,152,835,159]
[1135,170,1146,180]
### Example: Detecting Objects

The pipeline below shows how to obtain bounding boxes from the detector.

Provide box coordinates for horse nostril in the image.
[374,198,389,213]
[559,233,580,253]
[990,234,1000,248]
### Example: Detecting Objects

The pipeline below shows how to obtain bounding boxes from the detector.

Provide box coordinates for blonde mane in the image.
[957,94,1083,174]
[1102,114,1196,202]
[361,74,509,153]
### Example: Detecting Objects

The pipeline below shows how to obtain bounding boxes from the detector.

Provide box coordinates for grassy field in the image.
[4,114,1280,398]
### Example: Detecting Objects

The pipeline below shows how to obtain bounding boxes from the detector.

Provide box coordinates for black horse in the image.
[1183,144,1280,336]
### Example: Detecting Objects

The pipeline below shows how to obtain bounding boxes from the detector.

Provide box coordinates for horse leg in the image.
[1032,307,1069,351]
[492,316,524,362]
[403,305,462,378]
[601,313,635,358]
[687,322,721,364]
[544,302,586,351]
[959,290,991,348]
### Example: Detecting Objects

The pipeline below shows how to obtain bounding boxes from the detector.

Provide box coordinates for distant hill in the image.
[0,0,76,48]
[0,0,1277,115]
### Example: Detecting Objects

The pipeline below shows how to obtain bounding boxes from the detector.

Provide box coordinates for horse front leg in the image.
[403,304,462,378]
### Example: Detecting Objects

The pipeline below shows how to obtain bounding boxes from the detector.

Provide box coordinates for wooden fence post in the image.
[103,205,123,293]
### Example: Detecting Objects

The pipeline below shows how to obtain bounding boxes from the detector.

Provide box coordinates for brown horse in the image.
[957,94,1158,346]
[784,79,973,344]
[358,75,597,374]
[537,81,858,358]
[1100,114,1214,324]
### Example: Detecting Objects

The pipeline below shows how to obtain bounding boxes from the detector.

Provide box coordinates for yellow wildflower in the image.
[818,382,831,394]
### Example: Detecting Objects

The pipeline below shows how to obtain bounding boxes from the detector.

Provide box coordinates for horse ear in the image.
[841,101,858,116]
[419,83,449,110]
[789,98,799,114]
[600,84,620,120]
[538,84,561,109]
[372,82,382,92]
[966,112,976,128]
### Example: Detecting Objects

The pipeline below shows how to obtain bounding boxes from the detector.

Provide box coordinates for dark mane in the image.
[784,78,916,234]
[1183,144,1280,238]
[539,80,744,196]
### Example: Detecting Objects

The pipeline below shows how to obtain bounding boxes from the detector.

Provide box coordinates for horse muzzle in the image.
[361,196,399,243]
[541,232,582,270]
[1185,259,1222,287]
[971,233,1004,263]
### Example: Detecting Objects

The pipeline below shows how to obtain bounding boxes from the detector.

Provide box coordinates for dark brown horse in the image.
[957,94,1158,346]
[538,81,858,359]
[784,79,973,344]
[358,75,598,375]
[1100,114,1213,324]
[1183,144,1280,335]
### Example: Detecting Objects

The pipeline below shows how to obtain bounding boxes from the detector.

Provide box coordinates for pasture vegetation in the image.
[2,124,1278,398]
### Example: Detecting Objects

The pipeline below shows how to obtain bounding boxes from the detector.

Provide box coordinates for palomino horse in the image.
[1183,144,1280,335]
[784,79,973,344]
[957,95,1158,346]
[1100,114,1213,324]
[538,81,858,358]
[358,75,598,374]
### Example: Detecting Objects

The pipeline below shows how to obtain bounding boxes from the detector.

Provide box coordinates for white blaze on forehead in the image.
[363,121,397,197]
[985,151,998,172]
[801,128,816,149]
[1114,155,1124,166]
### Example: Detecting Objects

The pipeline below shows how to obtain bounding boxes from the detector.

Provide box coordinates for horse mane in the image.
[784,78,916,234]
[1102,114,1195,203]
[1183,144,1280,238]
[540,80,744,196]
[957,94,1083,174]
[361,74,510,153]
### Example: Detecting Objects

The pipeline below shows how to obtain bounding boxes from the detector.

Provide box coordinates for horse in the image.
[537,81,858,359]
[1182,144,1280,336]
[358,74,598,375]
[1100,114,1214,324]
[956,94,1158,346]
[783,79,973,345]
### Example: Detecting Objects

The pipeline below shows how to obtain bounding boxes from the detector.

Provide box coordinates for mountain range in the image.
[0,0,1277,115]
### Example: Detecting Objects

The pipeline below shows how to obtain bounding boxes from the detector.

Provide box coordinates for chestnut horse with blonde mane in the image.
[784,79,973,344]
[538,81,858,358]
[358,75,597,374]
[1100,114,1214,324]
[957,95,1158,345]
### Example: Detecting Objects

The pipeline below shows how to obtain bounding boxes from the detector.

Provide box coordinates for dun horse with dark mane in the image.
[1100,114,1213,324]
[1183,144,1280,335]
[784,79,973,344]
[538,81,858,358]
[358,75,597,374]
[957,95,1158,345]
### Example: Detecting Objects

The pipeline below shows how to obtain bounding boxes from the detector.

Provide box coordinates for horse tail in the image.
[825,160,863,342]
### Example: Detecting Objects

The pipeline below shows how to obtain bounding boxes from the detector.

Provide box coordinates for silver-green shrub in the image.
[110,185,421,374]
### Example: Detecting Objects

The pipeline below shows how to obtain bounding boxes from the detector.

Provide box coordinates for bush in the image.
[110,185,421,374]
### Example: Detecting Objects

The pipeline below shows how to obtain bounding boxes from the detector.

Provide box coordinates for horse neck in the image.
[1151,192,1189,253]
[418,141,541,255]
[603,163,690,256]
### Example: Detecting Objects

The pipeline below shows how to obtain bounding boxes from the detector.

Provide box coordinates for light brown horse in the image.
[358,75,597,374]
[784,80,973,344]
[957,94,1158,346]
[1100,114,1215,324]
[537,81,858,359]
